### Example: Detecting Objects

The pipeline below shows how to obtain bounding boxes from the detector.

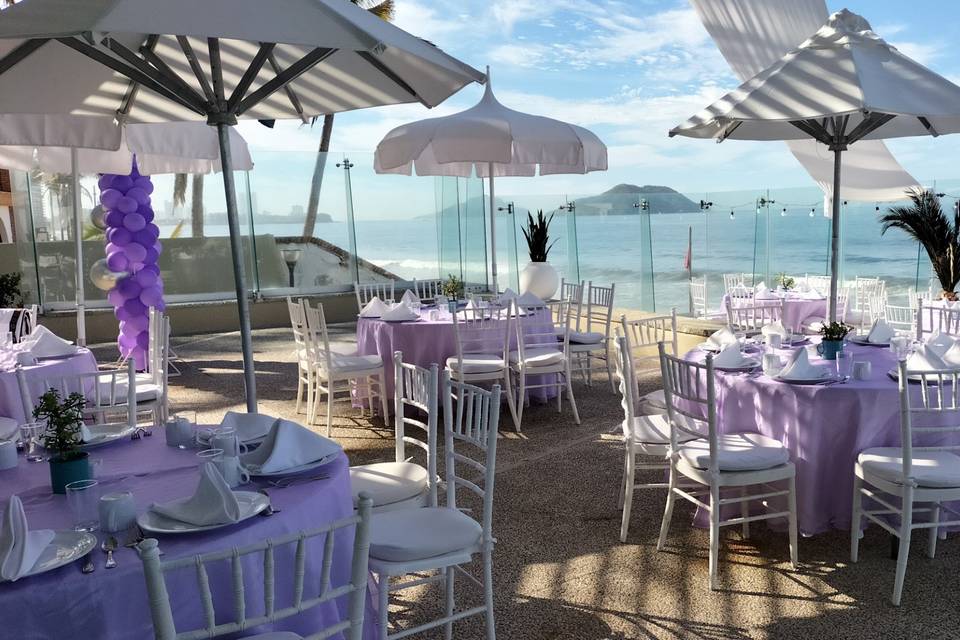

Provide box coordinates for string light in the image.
[809,208,815,217]
[781,207,787,216]
[729,209,735,220]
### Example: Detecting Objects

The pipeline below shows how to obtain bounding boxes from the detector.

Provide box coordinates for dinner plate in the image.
[849,335,889,346]
[34,348,82,360]
[381,316,420,323]
[714,359,760,372]
[773,373,834,385]
[358,314,382,319]
[246,451,341,478]
[697,342,731,353]
[886,369,956,384]
[137,492,269,534]
[78,424,139,449]
[0,530,97,582]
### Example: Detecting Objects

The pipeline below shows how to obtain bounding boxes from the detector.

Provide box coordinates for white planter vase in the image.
[519,261,560,300]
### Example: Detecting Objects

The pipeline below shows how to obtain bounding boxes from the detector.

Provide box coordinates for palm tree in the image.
[301,0,394,239]
[173,173,205,237]
[881,188,960,298]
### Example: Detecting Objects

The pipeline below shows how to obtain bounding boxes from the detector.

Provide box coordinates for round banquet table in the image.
[723,292,827,333]
[0,431,376,639]
[0,349,98,424]
[357,307,558,404]
[685,339,960,535]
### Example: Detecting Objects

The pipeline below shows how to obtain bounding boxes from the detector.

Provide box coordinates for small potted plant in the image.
[441,273,464,301]
[519,210,560,299]
[777,273,795,291]
[34,388,90,494]
[817,321,852,360]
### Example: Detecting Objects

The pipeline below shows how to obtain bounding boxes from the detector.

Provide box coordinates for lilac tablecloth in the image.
[722,293,827,332]
[685,340,960,535]
[356,308,557,403]
[0,349,98,424]
[0,432,376,639]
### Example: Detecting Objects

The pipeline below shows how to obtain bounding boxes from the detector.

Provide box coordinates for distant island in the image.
[574,184,699,215]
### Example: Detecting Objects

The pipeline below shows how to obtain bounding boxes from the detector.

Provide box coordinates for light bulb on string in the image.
[781,207,787,217]
[729,209,735,220]
[809,208,815,217]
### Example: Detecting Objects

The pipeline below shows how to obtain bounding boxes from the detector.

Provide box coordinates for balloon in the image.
[108,227,132,246]
[122,212,146,232]
[142,263,161,276]
[134,177,154,194]
[153,240,162,253]
[124,243,146,263]
[155,301,166,312]
[135,331,151,350]
[140,286,163,307]
[116,196,138,214]
[132,229,154,246]
[120,320,139,337]
[100,189,122,209]
[106,251,129,273]
[135,269,157,288]
[118,333,137,349]
[116,277,142,299]
[126,187,149,205]
[127,314,149,333]
[145,223,159,239]
[90,205,107,231]
[111,175,133,192]
[131,349,147,371]
[89,259,128,291]
[104,209,124,228]
[123,298,146,316]
[107,289,125,307]
[144,247,159,265]
[98,175,114,190]
[140,208,155,223]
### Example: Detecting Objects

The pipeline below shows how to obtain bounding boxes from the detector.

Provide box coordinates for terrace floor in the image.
[92,325,960,640]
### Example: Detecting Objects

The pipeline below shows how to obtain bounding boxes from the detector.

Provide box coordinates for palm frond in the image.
[881,188,960,292]
[172,173,188,207]
[522,210,555,262]
[355,0,395,20]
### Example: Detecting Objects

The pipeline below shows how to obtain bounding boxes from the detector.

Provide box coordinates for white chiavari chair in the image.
[851,361,960,605]
[303,300,389,436]
[138,495,373,640]
[448,304,519,432]
[350,352,439,512]
[801,286,850,334]
[367,375,500,640]
[689,276,707,318]
[907,288,924,312]
[619,309,677,415]
[556,278,584,303]
[884,304,915,334]
[657,345,798,589]
[722,273,744,294]
[510,298,580,427]
[569,282,616,390]
[804,274,831,295]
[412,278,443,302]
[726,283,754,308]
[355,281,395,311]
[548,280,583,338]
[287,297,312,415]
[725,298,783,334]
[916,299,960,340]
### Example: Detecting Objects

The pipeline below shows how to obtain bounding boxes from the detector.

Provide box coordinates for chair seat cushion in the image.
[859,448,960,488]
[508,347,564,367]
[569,331,605,345]
[624,413,699,445]
[350,462,429,507]
[637,389,667,412]
[445,354,504,374]
[369,507,482,563]
[679,432,789,471]
[98,381,160,402]
[320,353,382,374]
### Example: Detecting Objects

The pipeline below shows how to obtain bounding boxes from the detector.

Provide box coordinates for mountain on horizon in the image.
[575,183,699,214]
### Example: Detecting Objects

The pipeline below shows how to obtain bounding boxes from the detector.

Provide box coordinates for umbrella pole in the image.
[71,148,86,346]
[828,146,843,323]
[488,162,498,294]
[216,122,258,412]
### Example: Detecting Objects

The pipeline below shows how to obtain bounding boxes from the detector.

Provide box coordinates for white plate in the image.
[715,359,760,372]
[137,491,270,534]
[247,451,340,478]
[697,342,729,352]
[79,424,138,449]
[357,314,381,319]
[34,349,81,360]
[849,335,889,346]
[0,530,97,582]
[773,373,834,385]
[886,369,955,384]
[381,317,420,323]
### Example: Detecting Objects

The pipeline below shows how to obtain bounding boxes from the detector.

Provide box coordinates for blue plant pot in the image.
[817,339,844,361]
[49,452,92,494]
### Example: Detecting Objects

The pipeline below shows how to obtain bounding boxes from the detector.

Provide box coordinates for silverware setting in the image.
[267,473,329,488]
[101,536,118,569]
[80,553,95,574]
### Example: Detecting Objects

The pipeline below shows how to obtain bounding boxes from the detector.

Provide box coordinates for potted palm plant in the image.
[35,388,91,494]
[881,188,960,300]
[519,210,560,299]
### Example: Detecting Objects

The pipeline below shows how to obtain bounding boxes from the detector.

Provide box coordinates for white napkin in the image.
[799,289,823,300]
[381,303,418,322]
[516,292,544,307]
[359,296,388,318]
[754,281,767,293]
[755,288,777,300]
[22,326,75,358]
[705,326,738,350]
[220,411,274,442]
[240,419,342,474]
[434,294,448,307]
[150,463,241,526]
[906,344,950,373]
[400,290,419,305]
[712,344,750,368]
[941,341,960,368]
[761,321,788,338]
[866,319,895,344]
[778,348,829,380]
[926,331,955,357]
[0,496,54,582]
[498,288,518,304]
[15,352,36,366]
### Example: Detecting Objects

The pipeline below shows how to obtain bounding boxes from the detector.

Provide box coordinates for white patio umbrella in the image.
[671,9,960,322]
[0,121,252,346]
[0,0,483,410]
[374,72,607,294]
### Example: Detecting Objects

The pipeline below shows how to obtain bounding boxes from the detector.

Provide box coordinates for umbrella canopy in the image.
[375,76,607,291]
[670,9,960,322]
[0,0,483,411]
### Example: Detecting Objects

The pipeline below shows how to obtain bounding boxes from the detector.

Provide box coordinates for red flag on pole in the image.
[683,226,692,271]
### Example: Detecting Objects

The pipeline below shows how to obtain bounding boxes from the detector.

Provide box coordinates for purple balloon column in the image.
[99,160,164,370]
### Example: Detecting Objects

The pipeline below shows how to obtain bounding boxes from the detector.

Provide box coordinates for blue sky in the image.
[235,0,960,209]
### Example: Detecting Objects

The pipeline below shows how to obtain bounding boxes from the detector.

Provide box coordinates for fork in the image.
[268,474,330,488]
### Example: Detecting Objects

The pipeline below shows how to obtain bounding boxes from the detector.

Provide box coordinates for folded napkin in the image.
[798,290,823,300]
[15,352,36,367]
[400,290,419,305]
[150,463,240,526]
[942,341,960,368]
[240,419,342,474]
[381,303,418,322]
[220,411,274,442]
[761,321,788,338]
[359,296,388,318]
[712,344,750,368]
[22,326,74,358]
[516,292,544,307]
[778,348,829,380]
[498,288,518,304]
[754,281,767,293]
[755,288,777,300]
[705,326,738,350]
[905,344,950,373]
[0,496,54,582]
[926,331,955,357]
[866,319,895,344]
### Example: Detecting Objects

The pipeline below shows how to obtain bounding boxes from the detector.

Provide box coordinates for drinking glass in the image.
[781,333,794,350]
[834,350,852,380]
[196,448,224,466]
[65,479,100,532]
[19,422,45,463]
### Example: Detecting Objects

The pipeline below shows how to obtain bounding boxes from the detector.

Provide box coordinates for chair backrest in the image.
[581,281,615,338]
[854,277,883,312]
[393,351,439,507]
[620,309,677,377]
[907,288,924,312]
[138,496,373,640]
[897,360,960,483]
[412,279,442,301]
[354,281,395,310]
[727,284,754,307]
[515,298,571,363]
[659,343,716,472]
[884,303,915,333]
[689,277,707,317]
[451,305,510,367]
[12,305,37,342]
[302,301,336,375]
[441,372,500,545]
[558,278,584,304]
[287,296,310,358]
[613,334,638,437]
[804,274,831,295]
[722,273,744,293]
[916,300,960,339]
[725,298,782,332]
[18,359,137,428]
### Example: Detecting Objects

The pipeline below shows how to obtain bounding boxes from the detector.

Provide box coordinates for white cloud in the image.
[488,43,550,68]
[391,0,470,45]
